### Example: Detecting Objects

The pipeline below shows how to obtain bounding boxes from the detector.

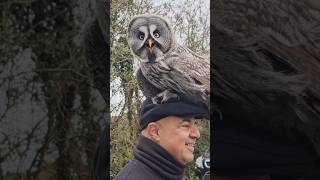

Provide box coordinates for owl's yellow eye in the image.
[138,33,145,40]
[153,32,160,38]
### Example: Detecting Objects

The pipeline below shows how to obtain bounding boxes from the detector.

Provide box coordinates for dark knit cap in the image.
[139,98,209,130]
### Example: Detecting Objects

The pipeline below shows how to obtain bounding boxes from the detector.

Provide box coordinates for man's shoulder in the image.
[113,158,162,180]
[113,159,138,180]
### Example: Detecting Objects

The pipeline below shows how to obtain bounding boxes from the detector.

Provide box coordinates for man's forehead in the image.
[159,116,197,123]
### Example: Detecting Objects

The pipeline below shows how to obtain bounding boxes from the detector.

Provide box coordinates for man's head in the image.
[139,98,208,164]
[142,116,200,164]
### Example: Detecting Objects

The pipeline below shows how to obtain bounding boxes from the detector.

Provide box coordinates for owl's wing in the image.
[215,0,320,121]
[156,47,210,106]
[214,0,320,155]
[215,0,320,98]
[136,68,161,98]
[169,46,210,90]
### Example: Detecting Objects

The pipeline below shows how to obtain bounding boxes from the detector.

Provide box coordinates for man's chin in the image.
[183,149,195,163]
[183,154,194,164]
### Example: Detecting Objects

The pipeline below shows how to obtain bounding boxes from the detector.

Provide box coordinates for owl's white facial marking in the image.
[149,24,157,36]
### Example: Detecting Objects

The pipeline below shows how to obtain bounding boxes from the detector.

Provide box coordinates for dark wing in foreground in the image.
[213,0,320,155]
[214,0,320,95]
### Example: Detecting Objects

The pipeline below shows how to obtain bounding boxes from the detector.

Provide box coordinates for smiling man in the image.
[113,98,209,180]
[149,116,199,164]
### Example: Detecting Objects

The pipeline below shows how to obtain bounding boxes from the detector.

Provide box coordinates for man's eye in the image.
[182,123,190,128]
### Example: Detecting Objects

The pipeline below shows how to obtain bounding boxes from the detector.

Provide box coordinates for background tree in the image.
[0,0,107,179]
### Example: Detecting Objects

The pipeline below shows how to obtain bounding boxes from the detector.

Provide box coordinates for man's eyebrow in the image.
[181,117,193,123]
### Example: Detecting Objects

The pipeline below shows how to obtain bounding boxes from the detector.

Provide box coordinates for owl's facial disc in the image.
[128,15,173,63]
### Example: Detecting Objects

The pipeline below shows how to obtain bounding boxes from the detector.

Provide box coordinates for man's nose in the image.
[190,125,200,139]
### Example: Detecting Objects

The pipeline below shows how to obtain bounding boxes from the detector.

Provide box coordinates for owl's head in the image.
[127,14,174,63]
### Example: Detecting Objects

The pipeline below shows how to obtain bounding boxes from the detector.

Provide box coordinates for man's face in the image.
[156,116,200,164]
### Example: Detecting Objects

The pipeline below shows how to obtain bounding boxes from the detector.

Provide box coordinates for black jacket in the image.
[113,136,186,180]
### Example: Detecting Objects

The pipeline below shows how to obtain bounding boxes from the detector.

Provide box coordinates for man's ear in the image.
[146,122,160,142]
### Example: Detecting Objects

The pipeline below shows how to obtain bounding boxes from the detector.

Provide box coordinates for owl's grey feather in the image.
[136,68,161,98]
[139,46,209,106]
[128,14,209,108]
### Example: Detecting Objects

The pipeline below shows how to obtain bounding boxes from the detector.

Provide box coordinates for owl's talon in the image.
[151,90,180,104]
[160,90,179,103]
[152,96,161,104]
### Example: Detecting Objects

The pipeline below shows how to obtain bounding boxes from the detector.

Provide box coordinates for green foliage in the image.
[111,41,134,81]
[110,114,138,178]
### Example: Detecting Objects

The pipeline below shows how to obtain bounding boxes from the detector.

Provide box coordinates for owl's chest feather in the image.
[140,51,177,75]
[140,61,171,88]
[139,50,197,91]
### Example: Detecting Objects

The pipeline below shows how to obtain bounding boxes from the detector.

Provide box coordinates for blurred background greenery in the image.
[0,1,106,180]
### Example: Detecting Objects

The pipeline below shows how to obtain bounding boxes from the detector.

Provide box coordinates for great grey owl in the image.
[127,14,210,109]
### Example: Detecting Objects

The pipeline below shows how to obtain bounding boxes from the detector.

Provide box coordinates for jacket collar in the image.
[134,135,186,180]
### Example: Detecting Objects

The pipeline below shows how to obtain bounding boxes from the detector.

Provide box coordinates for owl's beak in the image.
[146,38,155,49]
